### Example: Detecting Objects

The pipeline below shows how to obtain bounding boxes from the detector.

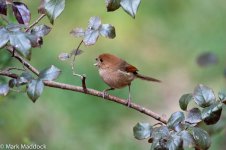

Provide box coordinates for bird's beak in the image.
[93,62,98,66]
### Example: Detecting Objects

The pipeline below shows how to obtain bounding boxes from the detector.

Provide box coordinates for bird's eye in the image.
[95,58,98,61]
[100,58,103,62]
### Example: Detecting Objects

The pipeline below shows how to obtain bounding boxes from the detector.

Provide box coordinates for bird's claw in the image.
[102,91,108,99]
[127,98,131,107]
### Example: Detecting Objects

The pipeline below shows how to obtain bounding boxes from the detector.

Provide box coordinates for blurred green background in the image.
[1,0,226,149]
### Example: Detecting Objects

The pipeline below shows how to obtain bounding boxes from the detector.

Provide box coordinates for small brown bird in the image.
[94,53,161,106]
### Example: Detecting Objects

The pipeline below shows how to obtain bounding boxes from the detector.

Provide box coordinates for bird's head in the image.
[94,53,122,70]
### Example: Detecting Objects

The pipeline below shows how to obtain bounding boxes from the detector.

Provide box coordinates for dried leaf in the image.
[12,2,31,26]
[197,52,218,67]
[0,0,7,15]
[31,24,51,37]
[58,52,71,61]
[105,0,121,12]
[70,27,85,38]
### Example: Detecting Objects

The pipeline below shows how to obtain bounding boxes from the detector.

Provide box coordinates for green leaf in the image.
[31,24,51,37]
[166,134,183,150]
[150,126,170,150]
[9,31,31,59]
[201,102,222,125]
[179,93,193,111]
[99,24,116,39]
[39,65,61,81]
[27,79,44,102]
[26,34,43,48]
[0,27,9,48]
[133,122,152,140]
[151,126,170,141]
[105,0,121,11]
[8,72,33,88]
[218,90,226,104]
[9,79,17,88]
[6,24,26,31]
[151,140,166,150]
[193,84,215,108]
[83,29,99,46]
[0,84,10,96]
[44,0,65,24]
[20,72,33,81]
[174,124,185,132]
[16,74,31,86]
[198,119,225,136]
[70,27,85,38]
[185,108,202,124]
[189,127,211,150]
[120,0,141,18]
[178,130,195,148]
[167,111,185,129]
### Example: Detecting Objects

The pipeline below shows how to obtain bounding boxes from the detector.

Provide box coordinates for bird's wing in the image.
[125,63,138,73]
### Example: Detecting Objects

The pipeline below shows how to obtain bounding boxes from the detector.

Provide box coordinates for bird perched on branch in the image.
[94,53,161,106]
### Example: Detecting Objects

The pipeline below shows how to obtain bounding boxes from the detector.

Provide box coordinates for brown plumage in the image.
[94,53,160,106]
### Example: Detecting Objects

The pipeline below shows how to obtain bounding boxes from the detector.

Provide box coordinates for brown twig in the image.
[0,70,18,79]
[25,14,46,32]
[3,67,25,72]
[6,46,39,75]
[2,47,167,124]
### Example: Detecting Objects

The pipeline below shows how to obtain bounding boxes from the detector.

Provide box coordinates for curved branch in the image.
[3,48,167,124]
[6,46,39,75]
[45,81,167,123]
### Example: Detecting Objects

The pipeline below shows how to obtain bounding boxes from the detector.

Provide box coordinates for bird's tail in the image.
[135,73,161,82]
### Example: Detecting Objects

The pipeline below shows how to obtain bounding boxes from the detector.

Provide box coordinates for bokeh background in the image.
[0,0,226,149]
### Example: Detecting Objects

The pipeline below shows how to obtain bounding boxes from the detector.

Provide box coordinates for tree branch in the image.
[6,46,39,75]
[2,47,167,124]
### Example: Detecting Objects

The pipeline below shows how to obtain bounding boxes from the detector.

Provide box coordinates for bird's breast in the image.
[98,68,135,88]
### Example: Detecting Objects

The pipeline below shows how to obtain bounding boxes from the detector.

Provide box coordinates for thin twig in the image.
[25,14,46,32]
[71,40,87,92]
[4,67,26,72]
[0,70,18,79]
[2,47,167,124]
[71,40,83,74]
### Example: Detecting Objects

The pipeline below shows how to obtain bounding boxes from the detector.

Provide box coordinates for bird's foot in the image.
[102,90,108,99]
[127,98,131,107]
